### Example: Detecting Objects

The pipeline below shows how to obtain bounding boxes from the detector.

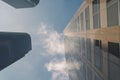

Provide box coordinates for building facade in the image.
[64,0,120,80]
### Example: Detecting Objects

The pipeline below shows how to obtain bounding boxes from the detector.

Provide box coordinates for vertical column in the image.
[102,40,109,80]
[89,0,94,30]
[83,10,86,33]
[100,0,107,28]
[119,0,120,25]
[91,38,94,66]
[100,0,109,79]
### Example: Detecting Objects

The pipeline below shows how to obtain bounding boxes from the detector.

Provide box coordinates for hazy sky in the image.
[0,0,82,80]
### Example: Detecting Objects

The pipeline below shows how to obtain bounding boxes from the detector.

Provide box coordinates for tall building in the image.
[2,0,40,8]
[0,32,32,71]
[64,0,120,80]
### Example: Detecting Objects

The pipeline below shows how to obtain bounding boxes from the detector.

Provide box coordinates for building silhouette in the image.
[64,0,120,80]
[2,0,40,8]
[0,32,32,71]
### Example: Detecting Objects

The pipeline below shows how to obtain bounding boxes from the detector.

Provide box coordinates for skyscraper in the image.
[0,32,32,71]
[64,0,120,80]
[2,0,40,8]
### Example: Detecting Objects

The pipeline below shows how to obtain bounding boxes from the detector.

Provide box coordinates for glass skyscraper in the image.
[64,0,120,80]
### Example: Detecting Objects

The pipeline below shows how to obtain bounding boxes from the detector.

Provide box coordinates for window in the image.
[86,38,91,62]
[94,40,102,71]
[108,42,120,58]
[75,19,77,31]
[95,74,104,80]
[81,38,86,56]
[80,12,84,30]
[73,38,81,59]
[77,16,80,32]
[92,0,101,29]
[109,58,120,80]
[82,62,86,80]
[87,66,93,80]
[77,60,83,80]
[107,0,119,26]
[85,6,90,30]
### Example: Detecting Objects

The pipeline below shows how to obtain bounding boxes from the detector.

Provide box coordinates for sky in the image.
[0,0,82,80]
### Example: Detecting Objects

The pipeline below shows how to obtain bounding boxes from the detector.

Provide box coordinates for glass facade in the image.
[64,36,120,80]
[64,0,120,80]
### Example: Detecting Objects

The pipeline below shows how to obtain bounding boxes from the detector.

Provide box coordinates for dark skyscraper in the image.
[0,32,32,71]
[2,0,40,8]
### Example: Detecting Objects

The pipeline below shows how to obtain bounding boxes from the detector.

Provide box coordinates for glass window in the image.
[87,66,93,80]
[92,0,101,29]
[85,6,90,30]
[108,42,120,58]
[109,60,120,80]
[86,38,91,62]
[95,74,104,80]
[82,62,86,80]
[94,40,102,71]
[79,38,82,56]
[80,12,84,30]
[77,16,80,32]
[75,19,77,31]
[107,0,119,26]
[81,38,86,56]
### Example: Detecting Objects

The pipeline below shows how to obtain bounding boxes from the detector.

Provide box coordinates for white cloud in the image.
[37,22,69,80]
[37,22,64,56]
[45,59,66,72]
[45,59,69,80]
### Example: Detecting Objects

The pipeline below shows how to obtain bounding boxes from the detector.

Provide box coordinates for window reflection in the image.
[94,40,102,71]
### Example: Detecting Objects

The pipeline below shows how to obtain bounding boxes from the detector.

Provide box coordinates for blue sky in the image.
[0,0,82,80]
